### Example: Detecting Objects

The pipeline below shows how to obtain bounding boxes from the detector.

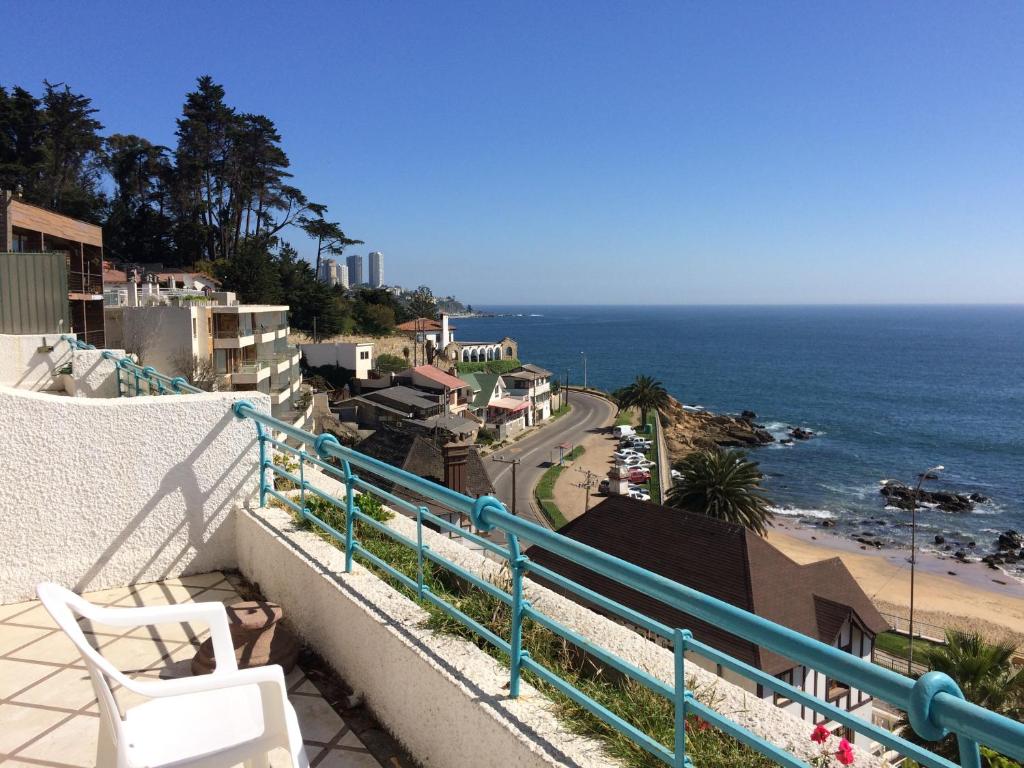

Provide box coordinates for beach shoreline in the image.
[767,521,1024,645]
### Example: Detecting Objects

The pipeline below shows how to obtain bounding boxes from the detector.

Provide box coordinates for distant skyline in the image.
[4,1,1022,305]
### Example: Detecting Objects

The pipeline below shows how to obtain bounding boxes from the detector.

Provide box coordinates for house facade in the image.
[527,496,888,751]
[1,190,105,345]
[300,341,374,378]
[502,363,552,425]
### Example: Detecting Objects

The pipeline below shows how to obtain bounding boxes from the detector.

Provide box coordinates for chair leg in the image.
[95,724,117,768]
[243,753,271,768]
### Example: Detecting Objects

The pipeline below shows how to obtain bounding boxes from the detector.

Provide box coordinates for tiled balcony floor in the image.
[0,572,384,767]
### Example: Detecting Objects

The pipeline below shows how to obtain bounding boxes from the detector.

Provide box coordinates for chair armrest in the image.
[87,601,238,673]
[124,663,287,700]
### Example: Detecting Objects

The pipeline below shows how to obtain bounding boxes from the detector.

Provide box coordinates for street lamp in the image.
[580,352,588,391]
[908,464,944,675]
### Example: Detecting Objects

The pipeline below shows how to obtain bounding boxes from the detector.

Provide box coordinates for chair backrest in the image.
[36,583,132,753]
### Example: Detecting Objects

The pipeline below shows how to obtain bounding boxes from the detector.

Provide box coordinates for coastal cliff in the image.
[659,396,773,461]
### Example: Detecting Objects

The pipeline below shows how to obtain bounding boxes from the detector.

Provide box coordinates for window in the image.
[826,678,851,702]
[360,351,370,360]
[207,317,212,335]
[773,669,795,707]
[192,318,197,339]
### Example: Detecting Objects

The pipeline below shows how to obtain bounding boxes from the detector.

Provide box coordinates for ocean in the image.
[457,305,1024,559]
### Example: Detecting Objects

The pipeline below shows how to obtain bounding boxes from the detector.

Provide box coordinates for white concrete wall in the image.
[237,502,884,768]
[67,348,124,398]
[0,333,69,392]
[0,386,269,603]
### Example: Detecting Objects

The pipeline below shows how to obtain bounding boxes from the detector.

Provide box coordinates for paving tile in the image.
[0,599,39,622]
[291,693,347,743]
[314,746,383,768]
[126,620,210,644]
[11,667,99,711]
[79,584,146,605]
[4,602,60,629]
[16,712,99,766]
[0,703,69,753]
[112,583,214,607]
[159,571,229,589]
[91,636,174,674]
[0,658,58,698]
[0,626,51,655]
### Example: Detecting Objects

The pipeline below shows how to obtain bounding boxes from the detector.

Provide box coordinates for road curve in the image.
[486,391,617,531]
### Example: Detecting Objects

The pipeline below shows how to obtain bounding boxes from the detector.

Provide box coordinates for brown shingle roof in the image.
[526,496,887,675]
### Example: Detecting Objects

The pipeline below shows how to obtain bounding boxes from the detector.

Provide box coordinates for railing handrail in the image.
[233,402,1024,767]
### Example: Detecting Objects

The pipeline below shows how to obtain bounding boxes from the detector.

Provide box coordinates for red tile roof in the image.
[410,364,469,390]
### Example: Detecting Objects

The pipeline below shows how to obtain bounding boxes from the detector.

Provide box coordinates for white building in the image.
[502,363,552,425]
[368,251,384,288]
[299,341,374,379]
[337,261,350,289]
[104,294,305,420]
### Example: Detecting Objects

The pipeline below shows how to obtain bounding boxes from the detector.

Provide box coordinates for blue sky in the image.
[5,2,1022,304]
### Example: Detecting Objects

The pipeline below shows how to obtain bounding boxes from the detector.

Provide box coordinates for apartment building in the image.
[502,363,553,425]
[368,251,384,287]
[1,189,105,345]
[105,294,304,417]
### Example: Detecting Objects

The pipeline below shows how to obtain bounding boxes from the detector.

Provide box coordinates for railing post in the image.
[416,506,428,598]
[508,532,527,698]
[343,460,356,573]
[298,448,307,516]
[257,424,268,508]
[674,629,692,768]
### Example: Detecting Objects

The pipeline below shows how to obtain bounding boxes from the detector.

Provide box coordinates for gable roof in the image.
[505,364,552,382]
[403,364,470,391]
[526,496,887,675]
[364,385,439,410]
[353,428,494,501]
[459,372,501,409]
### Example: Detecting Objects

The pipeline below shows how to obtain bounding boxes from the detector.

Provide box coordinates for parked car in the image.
[612,425,636,438]
[623,455,654,467]
[631,439,652,450]
[598,478,610,495]
[613,449,642,461]
[628,468,651,483]
[626,489,651,502]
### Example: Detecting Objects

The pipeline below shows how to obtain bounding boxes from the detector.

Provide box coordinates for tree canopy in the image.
[665,448,775,535]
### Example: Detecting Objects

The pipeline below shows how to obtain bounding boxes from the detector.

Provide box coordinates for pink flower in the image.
[810,724,831,744]
[835,738,855,766]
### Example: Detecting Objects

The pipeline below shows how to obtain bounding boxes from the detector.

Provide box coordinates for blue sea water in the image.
[458,305,1024,556]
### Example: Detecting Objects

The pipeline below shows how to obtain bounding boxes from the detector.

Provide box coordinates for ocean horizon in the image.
[457,304,1024,571]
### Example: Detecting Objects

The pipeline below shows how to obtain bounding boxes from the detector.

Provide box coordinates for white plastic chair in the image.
[37,582,309,768]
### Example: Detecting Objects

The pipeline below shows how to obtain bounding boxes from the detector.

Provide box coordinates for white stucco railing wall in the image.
[0,333,70,392]
[66,348,125,397]
[0,385,269,603]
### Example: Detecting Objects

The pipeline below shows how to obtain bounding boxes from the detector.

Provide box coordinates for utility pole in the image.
[575,467,597,516]
[580,351,587,391]
[565,368,570,407]
[908,464,944,675]
[492,455,521,516]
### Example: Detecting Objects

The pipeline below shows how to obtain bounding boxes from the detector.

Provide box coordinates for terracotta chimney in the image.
[442,441,469,495]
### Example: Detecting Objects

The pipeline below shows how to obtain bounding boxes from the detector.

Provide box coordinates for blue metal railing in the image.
[62,335,203,396]
[232,401,1024,768]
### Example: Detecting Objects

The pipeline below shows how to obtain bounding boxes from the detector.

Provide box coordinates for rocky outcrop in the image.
[660,396,773,461]
[878,481,975,513]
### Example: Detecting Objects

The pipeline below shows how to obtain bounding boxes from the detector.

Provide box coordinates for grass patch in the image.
[550,403,571,421]
[290,492,775,768]
[875,631,943,660]
[532,445,584,528]
[614,409,636,426]
[456,358,522,374]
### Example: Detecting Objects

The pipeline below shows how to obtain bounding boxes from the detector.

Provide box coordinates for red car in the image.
[628,468,651,483]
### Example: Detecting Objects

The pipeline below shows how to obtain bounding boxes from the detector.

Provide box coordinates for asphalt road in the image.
[487,391,616,532]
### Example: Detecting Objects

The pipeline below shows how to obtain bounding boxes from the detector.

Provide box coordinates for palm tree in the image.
[896,629,1024,763]
[616,375,670,427]
[665,448,775,535]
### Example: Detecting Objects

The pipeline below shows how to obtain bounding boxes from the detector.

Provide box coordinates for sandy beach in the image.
[767,522,1024,645]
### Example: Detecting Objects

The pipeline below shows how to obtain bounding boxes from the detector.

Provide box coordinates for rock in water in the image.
[660,396,774,461]
[878,481,975,513]
[996,530,1022,552]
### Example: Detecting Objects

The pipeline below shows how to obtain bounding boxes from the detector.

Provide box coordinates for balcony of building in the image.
[230,360,273,386]
[0,572,397,768]
[2,334,1023,768]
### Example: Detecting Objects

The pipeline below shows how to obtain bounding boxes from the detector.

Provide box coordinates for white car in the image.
[627,489,651,502]
[623,455,654,467]
[613,449,642,461]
